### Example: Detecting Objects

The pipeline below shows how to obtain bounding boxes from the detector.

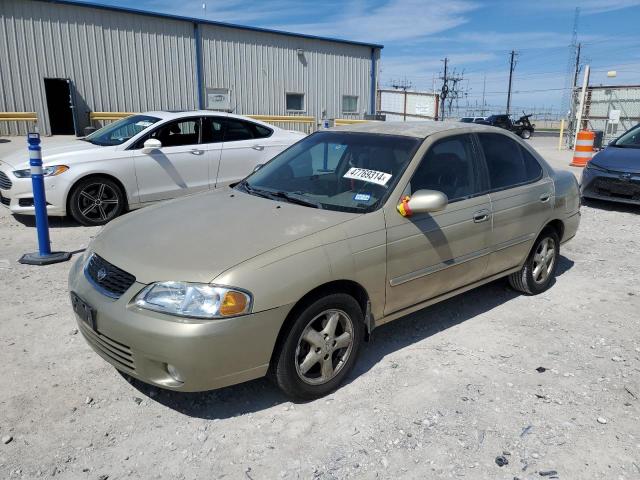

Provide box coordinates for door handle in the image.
[473,210,490,223]
[539,194,551,203]
[251,145,265,151]
[190,149,204,155]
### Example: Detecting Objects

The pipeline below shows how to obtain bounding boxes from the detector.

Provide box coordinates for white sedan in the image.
[0,111,305,225]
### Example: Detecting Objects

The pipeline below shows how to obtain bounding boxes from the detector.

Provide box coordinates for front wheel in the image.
[68,176,126,226]
[271,294,364,400]
[508,229,560,295]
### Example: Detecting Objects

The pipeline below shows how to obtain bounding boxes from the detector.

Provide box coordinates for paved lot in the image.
[1,134,639,479]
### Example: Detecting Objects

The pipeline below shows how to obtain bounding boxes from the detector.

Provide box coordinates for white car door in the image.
[214,118,275,188]
[132,117,211,203]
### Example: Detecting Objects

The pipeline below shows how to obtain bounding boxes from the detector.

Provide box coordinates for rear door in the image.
[384,133,492,315]
[475,132,553,276]
[132,117,211,203]
[214,118,276,187]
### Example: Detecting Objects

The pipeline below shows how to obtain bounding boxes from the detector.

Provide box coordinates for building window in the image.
[342,95,358,113]
[286,93,305,111]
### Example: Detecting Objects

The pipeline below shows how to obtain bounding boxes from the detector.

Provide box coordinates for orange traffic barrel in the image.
[571,130,595,167]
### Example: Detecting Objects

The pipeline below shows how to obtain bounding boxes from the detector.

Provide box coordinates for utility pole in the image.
[391,78,412,121]
[439,58,448,121]
[572,43,582,88]
[506,50,517,115]
[481,74,486,116]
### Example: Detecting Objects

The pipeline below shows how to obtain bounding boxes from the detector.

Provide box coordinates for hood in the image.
[1,139,105,168]
[591,146,640,174]
[90,188,356,284]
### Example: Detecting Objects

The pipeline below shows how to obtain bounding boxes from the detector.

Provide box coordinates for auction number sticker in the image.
[343,168,392,187]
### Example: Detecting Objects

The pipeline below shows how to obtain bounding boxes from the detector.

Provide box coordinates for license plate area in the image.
[70,292,97,331]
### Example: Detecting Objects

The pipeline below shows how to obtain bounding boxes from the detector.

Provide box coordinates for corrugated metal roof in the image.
[36,0,385,49]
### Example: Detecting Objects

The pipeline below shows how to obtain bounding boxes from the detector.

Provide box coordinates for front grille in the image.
[85,253,136,299]
[79,322,135,372]
[593,177,640,200]
[0,171,12,190]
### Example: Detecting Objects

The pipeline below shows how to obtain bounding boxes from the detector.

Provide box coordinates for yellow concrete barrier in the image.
[247,115,315,124]
[0,112,38,122]
[90,112,135,121]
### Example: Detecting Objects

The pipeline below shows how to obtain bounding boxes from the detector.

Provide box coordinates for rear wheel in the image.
[69,176,125,226]
[520,129,532,139]
[508,229,559,295]
[272,293,364,400]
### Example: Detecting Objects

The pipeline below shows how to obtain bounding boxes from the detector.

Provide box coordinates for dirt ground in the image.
[1,135,639,480]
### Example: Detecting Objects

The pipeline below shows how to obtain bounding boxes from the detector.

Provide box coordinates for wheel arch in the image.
[269,279,372,367]
[66,172,129,215]
[543,218,565,242]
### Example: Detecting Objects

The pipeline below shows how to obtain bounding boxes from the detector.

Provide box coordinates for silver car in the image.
[68,121,581,399]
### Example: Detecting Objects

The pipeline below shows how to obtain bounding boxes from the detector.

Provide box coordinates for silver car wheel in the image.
[532,237,556,284]
[78,182,120,222]
[295,309,354,385]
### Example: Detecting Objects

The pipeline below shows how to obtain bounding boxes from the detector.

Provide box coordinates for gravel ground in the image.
[1,136,639,479]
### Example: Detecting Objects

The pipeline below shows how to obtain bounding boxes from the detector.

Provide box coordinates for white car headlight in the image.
[13,165,69,178]
[134,281,252,319]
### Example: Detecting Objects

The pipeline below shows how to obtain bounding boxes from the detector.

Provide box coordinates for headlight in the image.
[134,281,252,319]
[13,165,69,178]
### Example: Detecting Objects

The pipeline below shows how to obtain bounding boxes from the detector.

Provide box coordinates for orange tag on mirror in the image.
[397,195,412,217]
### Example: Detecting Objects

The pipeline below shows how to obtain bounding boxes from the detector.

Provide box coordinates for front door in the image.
[385,133,492,315]
[475,132,554,276]
[133,117,211,203]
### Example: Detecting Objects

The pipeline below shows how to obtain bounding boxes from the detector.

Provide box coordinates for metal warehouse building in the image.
[0,0,382,136]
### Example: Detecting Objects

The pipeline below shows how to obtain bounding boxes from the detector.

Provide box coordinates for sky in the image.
[97,0,640,114]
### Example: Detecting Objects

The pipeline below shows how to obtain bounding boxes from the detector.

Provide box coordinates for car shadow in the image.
[0,139,11,144]
[582,197,640,214]
[14,214,82,229]
[123,255,575,419]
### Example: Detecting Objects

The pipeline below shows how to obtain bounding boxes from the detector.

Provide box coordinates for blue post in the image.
[28,133,52,256]
[19,133,71,265]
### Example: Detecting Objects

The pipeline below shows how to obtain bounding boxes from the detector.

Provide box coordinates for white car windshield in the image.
[238,131,421,213]
[84,115,161,146]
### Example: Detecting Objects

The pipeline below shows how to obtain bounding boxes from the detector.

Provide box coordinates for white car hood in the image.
[1,139,108,168]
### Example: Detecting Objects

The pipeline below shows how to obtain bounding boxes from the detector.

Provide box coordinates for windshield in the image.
[84,115,161,146]
[238,131,421,213]
[612,124,640,149]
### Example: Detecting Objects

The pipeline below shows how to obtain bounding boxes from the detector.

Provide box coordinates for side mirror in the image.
[397,189,448,217]
[142,138,162,154]
[253,163,264,173]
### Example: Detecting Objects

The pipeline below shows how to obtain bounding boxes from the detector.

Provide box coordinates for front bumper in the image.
[581,167,640,205]
[0,163,67,216]
[68,255,293,392]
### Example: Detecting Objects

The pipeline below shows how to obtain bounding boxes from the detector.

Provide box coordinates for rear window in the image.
[477,133,542,190]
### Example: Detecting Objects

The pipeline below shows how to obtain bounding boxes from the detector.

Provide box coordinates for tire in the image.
[271,293,364,400]
[68,176,126,226]
[520,129,532,140]
[508,228,560,295]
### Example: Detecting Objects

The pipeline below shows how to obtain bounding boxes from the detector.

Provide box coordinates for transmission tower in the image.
[560,7,580,120]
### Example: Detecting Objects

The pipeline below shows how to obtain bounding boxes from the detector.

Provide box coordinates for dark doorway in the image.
[44,78,77,135]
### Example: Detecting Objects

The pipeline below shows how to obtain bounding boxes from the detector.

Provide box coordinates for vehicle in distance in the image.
[477,113,535,139]
[0,111,304,225]
[459,116,486,123]
[581,122,640,205]
[68,121,580,400]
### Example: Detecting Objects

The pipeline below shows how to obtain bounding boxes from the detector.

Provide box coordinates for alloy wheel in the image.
[77,182,120,223]
[294,309,355,385]
[532,237,556,284]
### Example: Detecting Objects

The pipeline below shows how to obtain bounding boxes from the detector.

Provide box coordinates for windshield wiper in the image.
[238,181,272,199]
[266,190,323,209]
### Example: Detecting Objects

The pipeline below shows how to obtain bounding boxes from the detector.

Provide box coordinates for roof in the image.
[140,110,289,130]
[37,0,384,49]
[332,120,496,139]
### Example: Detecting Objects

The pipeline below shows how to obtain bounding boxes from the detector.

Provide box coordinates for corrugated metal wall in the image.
[0,0,198,135]
[0,0,376,136]
[578,86,640,144]
[199,25,374,122]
